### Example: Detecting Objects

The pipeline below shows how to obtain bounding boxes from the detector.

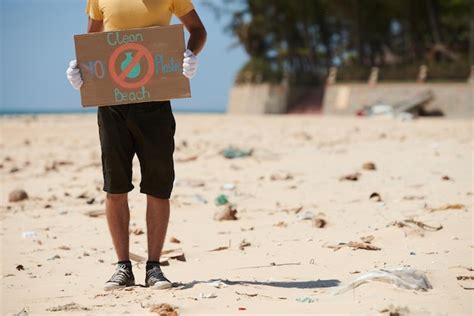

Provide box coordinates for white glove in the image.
[182,49,198,79]
[66,60,83,90]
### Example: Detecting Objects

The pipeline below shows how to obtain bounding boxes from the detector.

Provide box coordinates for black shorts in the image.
[97,100,176,199]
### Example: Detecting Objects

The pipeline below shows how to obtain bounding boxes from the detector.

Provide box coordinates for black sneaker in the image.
[103,263,135,291]
[145,265,172,289]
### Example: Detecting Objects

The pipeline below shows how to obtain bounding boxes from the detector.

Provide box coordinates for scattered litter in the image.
[162,249,186,262]
[239,239,251,250]
[238,307,247,311]
[21,231,37,238]
[380,305,410,316]
[403,195,425,201]
[295,296,317,303]
[149,303,179,316]
[235,291,258,297]
[170,237,181,244]
[46,302,90,312]
[209,246,229,252]
[441,175,452,181]
[456,276,474,290]
[129,227,144,235]
[313,218,326,228]
[387,218,443,235]
[339,172,361,181]
[362,162,376,170]
[297,211,315,221]
[326,236,381,251]
[84,209,105,217]
[270,172,294,181]
[221,147,253,159]
[208,280,228,288]
[369,192,382,202]
[47,254,61,260]
[15,307,29,316]
[222,183,236,190]
[58,245,71,250]
[8,189,28,202]
[334,267,432,294]
[427,203,466,212]
[176,155,198,163]
[214,205,238,221]
[194,194,208,204]
[215,194,229,206]
[16,265,25,271]
[199,292,217,299]
[274,221,288,228]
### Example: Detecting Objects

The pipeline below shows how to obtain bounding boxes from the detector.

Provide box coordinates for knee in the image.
[105,192,128,203]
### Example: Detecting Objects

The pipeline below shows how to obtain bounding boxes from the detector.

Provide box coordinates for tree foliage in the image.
[208,0,473,83]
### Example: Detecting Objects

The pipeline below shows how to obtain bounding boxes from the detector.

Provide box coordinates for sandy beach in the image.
[0,113,472,315]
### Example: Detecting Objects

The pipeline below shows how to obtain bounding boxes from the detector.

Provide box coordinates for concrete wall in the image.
[323,82,473,118]
[227,83,288,114]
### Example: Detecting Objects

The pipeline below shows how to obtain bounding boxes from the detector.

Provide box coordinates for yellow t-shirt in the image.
[86,0,194,31]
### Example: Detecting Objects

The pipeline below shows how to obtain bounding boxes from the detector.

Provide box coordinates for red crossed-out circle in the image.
[109,43,154,89]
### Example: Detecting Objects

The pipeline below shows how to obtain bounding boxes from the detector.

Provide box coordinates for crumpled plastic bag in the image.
[334,267,432,295]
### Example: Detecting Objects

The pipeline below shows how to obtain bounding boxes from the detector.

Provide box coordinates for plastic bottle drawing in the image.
[120,52,141,79]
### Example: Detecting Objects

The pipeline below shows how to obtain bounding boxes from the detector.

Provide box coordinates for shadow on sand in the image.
[173,278,341,290]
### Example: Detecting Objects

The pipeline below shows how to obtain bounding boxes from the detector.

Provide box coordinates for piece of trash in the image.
[380,305,410,316]
[334,267,432,294]
[313,218,326,228]
[162,249,186,262]
[387,218,443,235]
[221,147,252,159]
[274,221,288,228]
[149,303,179,316]
[46,302,90,312]
[270,172,293,181]
[441,175,451,181]
[129,227,144,235]
[327,236,381,251]
[238,307,247,311]
[16,264,25,271]
[297,211,315,221]
[208,280,228,288]
[222,183,236,190]
[8,189,28,202]
[176,154,198,163]
[235,291,258,297]
[15,307,29,316]
[362,162,376,170]
[47,254,61,261]
[215,194,229,206]
[239,239,251,250]
[295,296,317,303]
[209,245,229,252]
[170,237,181,244]
[369,192,382,202]
[58,245,71,250]
[84,209,105,217]
[456,276,474,290]
[427,203,466,212]
[214,205,238,221]
[339,172,361,181]
[199,292,217,299]
[21,231,37,238]
[194,194,208,204]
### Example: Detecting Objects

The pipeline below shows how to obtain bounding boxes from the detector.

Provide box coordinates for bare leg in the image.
[104,193,130,261]
[146,196,170,261]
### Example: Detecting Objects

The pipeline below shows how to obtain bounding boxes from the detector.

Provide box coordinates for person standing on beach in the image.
[65,0,206,290]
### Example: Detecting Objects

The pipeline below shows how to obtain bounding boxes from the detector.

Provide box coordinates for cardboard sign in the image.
[74,24,191,107]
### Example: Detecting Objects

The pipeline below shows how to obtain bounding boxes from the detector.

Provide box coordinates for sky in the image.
[0,0,247,113]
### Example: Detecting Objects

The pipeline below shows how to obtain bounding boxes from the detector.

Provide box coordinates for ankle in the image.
[117,260,132,270]
[146,260,161,271]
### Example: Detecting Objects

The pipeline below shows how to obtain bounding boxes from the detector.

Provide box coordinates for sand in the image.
[0,113,472,315]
